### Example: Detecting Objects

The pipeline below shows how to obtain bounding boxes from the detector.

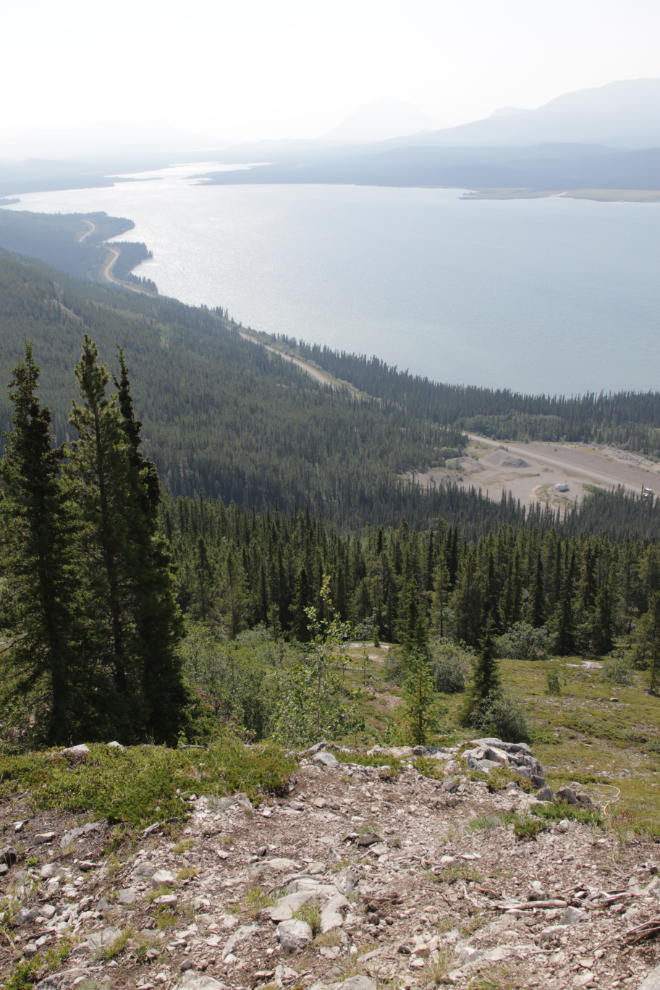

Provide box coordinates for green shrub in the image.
[513,817,549,840]
[546,670,561,695]
[430,642,471,694]
[472,693,530,743]
[494,622,551,661]
[0,733,294,826]
[602,653,634,686]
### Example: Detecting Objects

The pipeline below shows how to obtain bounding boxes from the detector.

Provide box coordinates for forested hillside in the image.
[3,248,660,535]
[0,210,133,281]
[0,251,465,531]
[271,336,660,454]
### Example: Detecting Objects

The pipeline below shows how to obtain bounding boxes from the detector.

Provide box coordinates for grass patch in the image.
[412,756,445,779]
[0,732,295,826]
[433,862,483,883]
[177,866,198,880]
[173,839,194,854]
[236,883,278,919]
[469,811,517,832]
[294,902,321,936]
[532,802,604,827]
[147,885,174,903]
[512,817,549,841]
[100,928,131,961]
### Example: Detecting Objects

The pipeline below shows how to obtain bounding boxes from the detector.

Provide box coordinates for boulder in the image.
[86,927,121,951]
[313,751,340,768]
[63,744,91,760]
[151,869,175,886]
[35,832,56,844]
[133,861,156,878]
[576,791,596,809]
[181,973,228,990]
[278,918,313,952]
[339,979,377,990]
[268,890,316,922]
[107,741,125,751]
[557,786,577,805]
[536,786,554,802]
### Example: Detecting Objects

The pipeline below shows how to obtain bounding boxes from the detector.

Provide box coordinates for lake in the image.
[6,163,660,395]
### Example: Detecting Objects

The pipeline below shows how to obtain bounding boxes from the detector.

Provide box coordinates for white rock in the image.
[561,906,586,925]
[339,978,377,990]
[151,870,175,886]
[458,946,484,965]
[154,893,177,906]
[64,744,91,757]
[180,973,227,990]
[278,919,313,952]
[118,888,137,904]
[646,878,660,900]
[107,741,125,750]
[222,923,259,959]
[639,963,660,990]
[268,890,316,922]
[86,927,121,951]
[134,862,156,878]
[320,892,350,933]
[313,751,340,768]
[262,857,300,872]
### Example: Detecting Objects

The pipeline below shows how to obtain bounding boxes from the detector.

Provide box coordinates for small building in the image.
[554,483,570,492]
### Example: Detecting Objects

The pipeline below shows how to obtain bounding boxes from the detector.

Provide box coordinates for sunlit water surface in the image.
[7,163,660,394]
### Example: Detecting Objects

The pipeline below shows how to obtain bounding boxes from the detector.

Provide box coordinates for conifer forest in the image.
[1,245,660,751]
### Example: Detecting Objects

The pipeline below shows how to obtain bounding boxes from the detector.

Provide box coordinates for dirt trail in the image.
[238,331,335,388]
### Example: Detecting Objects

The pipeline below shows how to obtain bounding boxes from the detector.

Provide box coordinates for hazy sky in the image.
[4,0,660,142]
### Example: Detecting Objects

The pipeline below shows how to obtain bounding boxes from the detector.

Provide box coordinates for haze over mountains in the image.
[323,99,444,143]
[1,79,660,198]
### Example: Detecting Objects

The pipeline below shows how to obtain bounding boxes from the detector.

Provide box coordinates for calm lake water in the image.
[7,163,660,394]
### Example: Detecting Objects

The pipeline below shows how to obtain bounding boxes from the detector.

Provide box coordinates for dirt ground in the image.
[2,749,660,990]
[413,438,660,510]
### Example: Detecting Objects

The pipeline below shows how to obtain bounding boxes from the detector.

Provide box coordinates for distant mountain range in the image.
[421,79,660,149]
[1,80,660,197]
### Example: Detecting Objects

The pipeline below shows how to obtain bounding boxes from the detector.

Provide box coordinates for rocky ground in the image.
[2,742,660,990]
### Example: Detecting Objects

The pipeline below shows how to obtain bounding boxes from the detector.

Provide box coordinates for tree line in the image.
[166,490,660,670]
[271,336,660,455]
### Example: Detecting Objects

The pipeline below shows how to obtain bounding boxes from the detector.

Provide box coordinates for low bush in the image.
[0,733,295,826]
[602,653,634,686]
[430,642,472,694]
[472,692,530,743]
[494,622,551,662]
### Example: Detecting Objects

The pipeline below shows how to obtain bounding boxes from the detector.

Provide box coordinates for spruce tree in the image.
[113,349,186,743]
[459,618,501,727]
[403,652,441,745]
[431,551,451,638]
[0,344,94,743]
[530,548,546,628]
[67,336,185,743]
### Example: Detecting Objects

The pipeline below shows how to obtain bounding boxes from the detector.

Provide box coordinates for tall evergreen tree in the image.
[0,344,96,743]
[67,336,185,742]
[113,349,186,743]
